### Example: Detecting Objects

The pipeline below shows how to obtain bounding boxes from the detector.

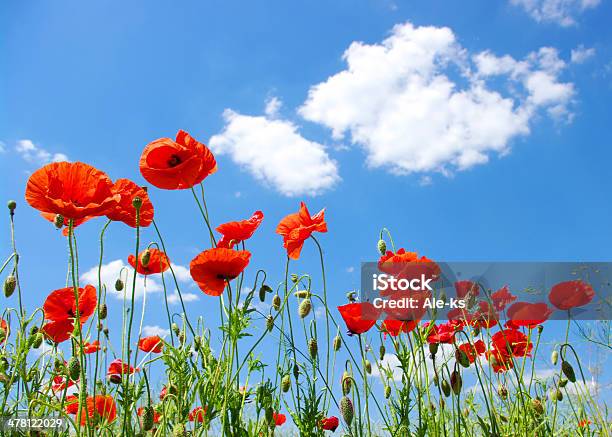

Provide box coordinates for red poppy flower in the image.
[276,202,327,260]
[273,412,286,427]
[190,248,251,296]
[189,406,207,423]
[106,179,154,228]
[320,416,339,431]
[425,322,459,344]
[337,303,381,335]
[26,162,119,221]
[139,130,217,190]
[471,301,499,329]
[159,386,168,400]
[578,419,591,427]
[138,336,163,353]
[383,290,430,321]
[64,395,79,415]
[491,285,517,312]
[458,340,486,364]
[378,248,440,284]
[40,213,92,237]
[506,302,553,328]
[42,285,97,343]
[491,329,532,358]
[83,340,100,354]
[107,359,138,376]
[381,318,417,338]
[80,395,117,425]
[128,249,170,275]
[486,349,514,373]
[549,280,595,311]
[52,375,75,392]
[138,407,162,424]
[454,281,479,299]
[216,211,264,248]
[0,319,8,344]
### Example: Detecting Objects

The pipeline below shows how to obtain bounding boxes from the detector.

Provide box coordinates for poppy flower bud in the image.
[281,374,291,393]
[259,284,272,302]
[531,398,544,415]
[340,396,354,426]
[294,290,310,298]
[341,371,352,395]
[141,249,151,267]
[379,344,386,360]
[561,361,576,383]
[132,196,143,210]
[272,295,281,311]
[551,350,559,366]
[3,275,16,298]
[293,363,300,380]
[333,335,342,351]
[308,338,318,360]
[115,278,124,291]
[537,325,544,334]
[441,379,451,397]
[266,316,274,332]
[298,299,312,318]
[498,385,508,399]
[29,325,39,336]
[32,333,43,349]
[429,343,439,357]
[439,398,446,409]
[178,332,185,344]
[290,273,299,283]
[455,349,470,368]
[171,323,180,336]
[450,370,462,395]
[384,385,391,398]
[103,328,109,337]
[551,389,563,402]
[54,214,64,229]
[7,200,16,212]
[364,360,372,374]
[141,406,154,431]
[377,239,386,255]
[99,303,108,320]
[67,357,80,381]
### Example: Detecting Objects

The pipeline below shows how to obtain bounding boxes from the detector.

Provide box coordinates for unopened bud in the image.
[377,239,387,255]
[551,389,563,402]
[559,378,568,388]
[364,360,372,374]
[450,370,462,395]
[171,323,180,336]
[290,273,299,283]
[429,343,439,357]
[308,338,318,360]
[384,385,391,398]
[259,284,272,302]
[32,333,43,349]
[340,396,354,426]
[293,363,300,380]
[342,371,352,395]
[298,299,312,318]
[3,275,16,298]
[441,379,451,397]
[551,349,559,366]
[266,316,274,332]
[141,249,151,267]
[333,335,342,351]
[108,374,122,384]
[379,344,386,360]
[281,374,291,393]
[115,278,124,291]
[99,303,107,320]
[561,360,576,383]
[272,295,281,311]
[67,357,80,381]
[455,349,470,368]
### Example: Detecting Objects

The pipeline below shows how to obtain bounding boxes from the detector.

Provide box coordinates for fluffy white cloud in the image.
[510,0,600,26]
[15,139,69,165]
[571,45,596,64]
[142,325,170,337]
[300,22,574,176]
[80,259,191,301]
[209,103,340,197]
[166,290,200,305]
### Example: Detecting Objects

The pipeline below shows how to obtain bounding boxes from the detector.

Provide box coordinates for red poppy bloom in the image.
[491,329,533,358]
[276,202,327,260]
[578,419,591,427]
[0,319,8,344]
[80,395,117,425]
[491,285,517,312]
[26,162,119,221]
[454,280,479,299]
[107,359,138,376]
[159,386,168,400]
[273,412,286,427]
[42,285,97,343]
[471,301,499,329]
[383,290,431,321]
[381,318,417,338]
[216,211,264,248]
[189,406,207,423]
[138,407,162,424]
[138,336,163,353]
[64,395,79,415]
[40,213,92,237]
[425,322,459,344]
[486,349,514,373]
[320,416,339,431]
[106,179,154,228]
[458,340,486,364]
[378,248,440,284]
[128,249,170,275]
[190,248,251,296]
[506,302,553,328]
[83,340,100,354]
[139,130,217,190]
[337,303,381,335]
[52,375,75,392]
[549,280,595,311]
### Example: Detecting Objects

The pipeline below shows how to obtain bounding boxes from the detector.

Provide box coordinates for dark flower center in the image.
[167,154,182,168]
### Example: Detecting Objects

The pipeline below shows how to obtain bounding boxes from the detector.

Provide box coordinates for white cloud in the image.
[0,141,5,153]
[300,22,574,176]
[80,259,191,301]
[264,96,282,117]
[166,290,200,305]
[346,266,355,273]
[15,139,69,165]
[510,0,601,26]
[571,45,596,64]
[209,104,340,197]
[142,325,170,337]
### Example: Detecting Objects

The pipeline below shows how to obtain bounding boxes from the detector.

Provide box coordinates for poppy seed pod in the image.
[141,249,151,267]
[298,299,312,318]
[441,379,451,397]
[281,374,291,393]
[333,335,342,351]
[7,200,16,212]
[377,239,387,255]
[115,278,124,291]
[67,357,80,381]
[132,196,143,210]
[340,396,354,426]
[308,338,318,360]
[54,214,64,229]
[3,275,16,298]
[142,406,154,431]
[266,316,274,332]
[551,350,559,366]
[561,361,576,383]
[450,370,462,395]
[99,303,108,320]
[272,294,281,311]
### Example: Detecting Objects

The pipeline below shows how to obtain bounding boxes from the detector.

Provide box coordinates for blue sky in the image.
[1,0,611,417]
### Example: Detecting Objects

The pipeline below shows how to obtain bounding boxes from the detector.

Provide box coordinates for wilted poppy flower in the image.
[128,249,170,275]
[106,179,154,228]
[320,416,339,431]
[506,302,553,328]
[381,318,417,338]
[190,248,251,296]
[139,130,217,190]
[138,336,163,353]
[138,407,162,424]
[189,406,207,423]
[486,349,514,373]
[276,202,327,260]
[64,395,79,414]
[454,281,479,299]
[491,285,517,312]
[424,322,459,344]
[337,302,380,335]
[378,248,440,284]
[491,329,532,358]
[458,340,486,364]
[0,319,8,344]
[82,340,100,354]
[107,359,138,377]
[80,395,117,425]
[216,211,264,248]
[26,162,119,221]
[548,280,595,311]
[273,412,286,426]
[42,285,97,343]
